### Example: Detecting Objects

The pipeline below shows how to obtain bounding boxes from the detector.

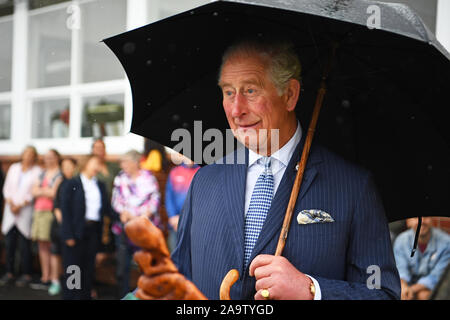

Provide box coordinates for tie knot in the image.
[260,157,272,173]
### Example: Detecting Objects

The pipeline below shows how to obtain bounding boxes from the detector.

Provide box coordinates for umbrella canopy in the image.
[103,0,450,222]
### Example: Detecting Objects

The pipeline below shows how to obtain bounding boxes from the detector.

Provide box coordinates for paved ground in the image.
[0,278,117,300]
[0,253,139,300]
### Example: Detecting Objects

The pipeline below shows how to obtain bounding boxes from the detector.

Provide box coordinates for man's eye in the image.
[247,88,255,94]
[225,91,233,96]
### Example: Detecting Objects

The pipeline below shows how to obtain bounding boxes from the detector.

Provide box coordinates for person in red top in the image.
[165,155,200,251]
[30,149,62,290]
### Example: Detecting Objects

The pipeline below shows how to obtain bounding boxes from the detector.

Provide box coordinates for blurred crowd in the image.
[0,139,199,299]
[0,140,449,300]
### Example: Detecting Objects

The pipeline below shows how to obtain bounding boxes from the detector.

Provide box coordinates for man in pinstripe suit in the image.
[172,38,401,300]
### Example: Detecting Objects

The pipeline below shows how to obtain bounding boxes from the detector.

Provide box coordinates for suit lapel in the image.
[223,147,249,275]
[248,137,322,264]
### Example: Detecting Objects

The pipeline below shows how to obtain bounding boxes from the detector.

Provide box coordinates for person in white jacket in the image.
[0,146,42,287]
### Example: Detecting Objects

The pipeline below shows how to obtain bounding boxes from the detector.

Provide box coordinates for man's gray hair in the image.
[121,150,142,163]
[219,37,302,95]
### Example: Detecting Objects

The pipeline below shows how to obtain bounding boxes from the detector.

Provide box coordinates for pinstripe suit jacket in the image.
[172,135,401,300]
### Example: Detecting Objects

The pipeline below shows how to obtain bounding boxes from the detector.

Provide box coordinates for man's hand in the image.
[169,215,180,231]
[409,283,431,300]
[120,211,132,224]
[400,279,412,300]
[66,239,76,247]
[10,204,20,215]
[249,254,314,300]
[54,208,63,224]
[143,210,154,220]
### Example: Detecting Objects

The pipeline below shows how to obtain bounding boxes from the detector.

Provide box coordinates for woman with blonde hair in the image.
[0,146,42,287]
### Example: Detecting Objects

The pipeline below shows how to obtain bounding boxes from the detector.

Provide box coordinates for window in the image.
[29,0,70,10]
[0,103,11,139]
[81,93,124,137]
[0,18,13,92]
[149,0,210,20]
[26,0,128,144]
[28,6,72,88]
[1,0,147,155]
[31,98,70,138]
[80,0,127,83]
[0,0,13,17]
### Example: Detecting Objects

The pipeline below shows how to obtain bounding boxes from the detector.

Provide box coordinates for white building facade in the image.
[0,0,209,156]
[0,0,449,156]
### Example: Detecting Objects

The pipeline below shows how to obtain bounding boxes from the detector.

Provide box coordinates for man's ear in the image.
[284,79,300,112]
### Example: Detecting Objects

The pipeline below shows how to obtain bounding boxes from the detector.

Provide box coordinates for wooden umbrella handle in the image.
[219,269,240,300]
[275,83,326,256]
[275,42,337,256]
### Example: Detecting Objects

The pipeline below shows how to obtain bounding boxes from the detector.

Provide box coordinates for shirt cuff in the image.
[305,274,322,300]
[417,277,435,291]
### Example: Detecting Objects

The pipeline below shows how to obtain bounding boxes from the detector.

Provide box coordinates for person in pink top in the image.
[0,146,42,287]
[111,150,161,298]
[30,149,63,290]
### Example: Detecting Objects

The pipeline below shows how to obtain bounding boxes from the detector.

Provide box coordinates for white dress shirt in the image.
[80,174,102,222]
[244,121,322,300]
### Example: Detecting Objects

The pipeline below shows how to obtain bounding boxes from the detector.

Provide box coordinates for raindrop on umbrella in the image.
[336,116,344,125]
[168,43,177,54]
[123,42,136,55]
[341,99,351,109]
[172,114,180,122]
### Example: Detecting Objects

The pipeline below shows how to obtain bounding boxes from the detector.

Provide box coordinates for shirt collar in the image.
[81,173,97,184]
[248,121,302,168]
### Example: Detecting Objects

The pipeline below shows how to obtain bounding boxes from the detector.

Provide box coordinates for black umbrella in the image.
[103,0,450,225]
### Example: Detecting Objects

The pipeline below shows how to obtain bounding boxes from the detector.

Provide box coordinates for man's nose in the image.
[230,92,247,118]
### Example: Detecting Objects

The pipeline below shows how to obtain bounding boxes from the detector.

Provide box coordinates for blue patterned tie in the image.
[244,157,274,268]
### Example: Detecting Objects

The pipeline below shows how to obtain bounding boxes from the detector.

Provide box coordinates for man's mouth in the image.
[236,121,261,130]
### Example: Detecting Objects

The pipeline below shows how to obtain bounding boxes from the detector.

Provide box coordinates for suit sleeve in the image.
[171,173,196,280]
[313,173,401,299]
[60,179,75,241]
